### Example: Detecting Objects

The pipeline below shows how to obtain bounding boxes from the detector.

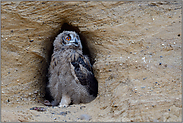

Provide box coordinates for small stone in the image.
[8,72,10,74]
[11,30,13,33]
[80,114,91,121]
[143,77,147,80]
[30,39,34,42]
[80,106,86,109]
[168,109,170,111]
[58,111,67,115]
[159,63,162,65]
[35,115,40,117]
[160,56,163,58]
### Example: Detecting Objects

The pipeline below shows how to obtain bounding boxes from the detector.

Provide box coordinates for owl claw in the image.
[59,104,68,108]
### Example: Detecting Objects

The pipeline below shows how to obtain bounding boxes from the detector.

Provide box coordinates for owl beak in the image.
[74,39,78,45]
[70,39,78,45]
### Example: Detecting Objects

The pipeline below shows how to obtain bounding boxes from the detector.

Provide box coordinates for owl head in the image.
[54,31,82,50]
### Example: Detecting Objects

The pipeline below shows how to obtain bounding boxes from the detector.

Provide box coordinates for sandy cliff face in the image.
[1,1,182,122]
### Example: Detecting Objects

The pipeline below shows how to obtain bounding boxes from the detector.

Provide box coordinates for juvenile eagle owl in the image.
[46,31,98,107]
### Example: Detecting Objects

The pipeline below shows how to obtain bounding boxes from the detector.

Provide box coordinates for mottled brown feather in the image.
[47,31,98,106]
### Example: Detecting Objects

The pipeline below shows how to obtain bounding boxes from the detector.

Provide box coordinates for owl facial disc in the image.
[62,31,81,47]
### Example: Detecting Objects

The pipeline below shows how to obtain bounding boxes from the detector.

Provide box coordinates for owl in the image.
[44,31,98,107]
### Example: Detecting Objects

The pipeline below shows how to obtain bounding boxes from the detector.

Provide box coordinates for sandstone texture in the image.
[1,1,182,122]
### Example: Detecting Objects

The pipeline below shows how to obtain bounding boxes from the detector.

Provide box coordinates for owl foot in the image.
[59,95,71,108]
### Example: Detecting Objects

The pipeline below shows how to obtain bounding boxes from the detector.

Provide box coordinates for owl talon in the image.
[58,104,68,108]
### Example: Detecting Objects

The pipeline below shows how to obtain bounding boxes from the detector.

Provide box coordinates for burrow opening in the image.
[43,23,98,104]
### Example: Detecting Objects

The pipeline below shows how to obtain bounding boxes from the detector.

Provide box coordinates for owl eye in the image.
[65,36,71,41]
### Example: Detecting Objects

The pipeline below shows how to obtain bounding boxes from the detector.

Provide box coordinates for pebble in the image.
[58,111,69,116]
[80,106,86,109]
[141,86,146,89]
[34,91,38,94]
[160,56,163,58]
[80,114,91,121]
[30,107,46,112]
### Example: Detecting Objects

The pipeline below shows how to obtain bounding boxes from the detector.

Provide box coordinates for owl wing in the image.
[70,55,98,97]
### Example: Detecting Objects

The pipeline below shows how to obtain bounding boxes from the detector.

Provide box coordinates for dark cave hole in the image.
[44,23,98,104]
